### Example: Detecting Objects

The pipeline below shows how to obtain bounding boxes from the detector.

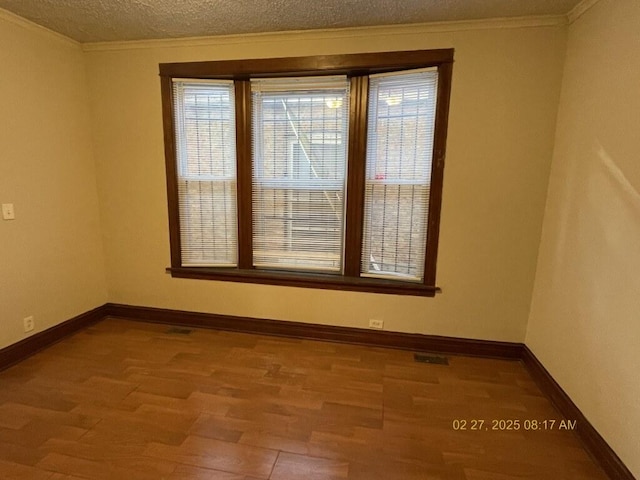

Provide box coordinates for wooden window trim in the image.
[160,49,454,296]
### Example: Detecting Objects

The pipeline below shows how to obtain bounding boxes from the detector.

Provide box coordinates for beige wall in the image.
[0,11,108,349]
[526,0,640,476]
[84,22,566,342]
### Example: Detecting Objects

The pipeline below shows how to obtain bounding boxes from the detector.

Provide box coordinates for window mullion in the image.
[160,75,182,269]
[344,76,369,277]
[234,80,254,269]
[424,62,453,286]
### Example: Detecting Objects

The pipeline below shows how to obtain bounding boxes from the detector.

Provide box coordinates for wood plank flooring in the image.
[0,318,608,479]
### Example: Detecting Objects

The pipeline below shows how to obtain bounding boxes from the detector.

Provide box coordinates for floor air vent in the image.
[166,327,192,335]
[414,353,449,365]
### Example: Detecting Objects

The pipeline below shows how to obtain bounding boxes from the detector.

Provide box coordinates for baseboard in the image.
[522,346,635,480]
[0,302,633,479]
[0,304,107,372]
[104,303,523,359]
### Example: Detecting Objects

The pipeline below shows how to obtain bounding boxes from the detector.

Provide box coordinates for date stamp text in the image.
[451,419,577,431]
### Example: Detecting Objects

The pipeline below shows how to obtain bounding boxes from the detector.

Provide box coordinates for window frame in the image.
[160,49,454,296]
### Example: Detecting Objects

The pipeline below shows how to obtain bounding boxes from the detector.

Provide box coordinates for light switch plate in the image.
[2,203,15,220]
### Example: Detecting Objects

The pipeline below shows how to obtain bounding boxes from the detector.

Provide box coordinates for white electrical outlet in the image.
[2,203,15,220]
[369,318,384,329]
[23,316,34,332]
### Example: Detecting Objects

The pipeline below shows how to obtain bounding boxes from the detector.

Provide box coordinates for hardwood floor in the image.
[0,318,608,479]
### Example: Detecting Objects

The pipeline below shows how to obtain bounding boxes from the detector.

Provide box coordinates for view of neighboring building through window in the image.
[160,50,453,296]
[251,76,349,273]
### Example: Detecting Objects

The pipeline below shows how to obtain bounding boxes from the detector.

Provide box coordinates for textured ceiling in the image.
[0,0,583,43]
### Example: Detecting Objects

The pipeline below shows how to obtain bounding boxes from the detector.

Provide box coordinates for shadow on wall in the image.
[579,141,640,311]
[551,139,640,295]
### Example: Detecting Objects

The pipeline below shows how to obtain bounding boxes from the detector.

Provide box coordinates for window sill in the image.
[166,267,440,297]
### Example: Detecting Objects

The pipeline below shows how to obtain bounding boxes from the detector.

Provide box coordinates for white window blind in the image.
[361,68,439,281]
[173,79,238,266]
[251,77,349,272]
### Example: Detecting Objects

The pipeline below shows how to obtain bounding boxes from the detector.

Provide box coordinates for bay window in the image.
[160,49,453,296]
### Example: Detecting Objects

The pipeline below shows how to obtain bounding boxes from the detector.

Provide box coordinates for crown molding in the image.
[82,14,567,52]
[0,6,80,48]
[567,0,602,24]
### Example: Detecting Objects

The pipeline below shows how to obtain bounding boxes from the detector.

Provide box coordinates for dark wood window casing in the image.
[160,49,454,296]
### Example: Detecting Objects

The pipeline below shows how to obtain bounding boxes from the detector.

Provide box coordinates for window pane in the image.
[361,69,438,281]
[173,80,238,266]
[251,77,349,272]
